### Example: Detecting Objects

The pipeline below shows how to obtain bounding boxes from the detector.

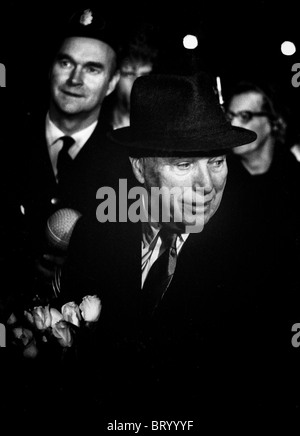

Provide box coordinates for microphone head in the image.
[46,208,82,251]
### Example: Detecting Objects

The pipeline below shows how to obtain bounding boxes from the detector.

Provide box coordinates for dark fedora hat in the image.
[108,72,257,155]
[61,7,119,53]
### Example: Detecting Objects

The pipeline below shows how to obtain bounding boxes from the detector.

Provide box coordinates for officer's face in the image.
[50,37,118,120]
[130,155,228,233]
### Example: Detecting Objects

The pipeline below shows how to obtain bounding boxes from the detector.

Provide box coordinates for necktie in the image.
[141,229,178,317]
[56,136,75,181]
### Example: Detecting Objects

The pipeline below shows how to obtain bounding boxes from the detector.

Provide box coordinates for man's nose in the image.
[68,66,83,86]
[193,161,213,192]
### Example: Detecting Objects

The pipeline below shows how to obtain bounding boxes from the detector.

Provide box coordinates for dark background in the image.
[2,0,300,141]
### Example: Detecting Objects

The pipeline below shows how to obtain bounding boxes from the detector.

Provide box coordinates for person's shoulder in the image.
[226,153,251,184]
[274,143,300,167]
[273,144,300,188]
[20,109,48,155]
[90,115,113,140]
[86,122,126,156]
[83,132,134,183]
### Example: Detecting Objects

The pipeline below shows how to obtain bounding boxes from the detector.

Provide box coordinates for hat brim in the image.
[108,126,257,156]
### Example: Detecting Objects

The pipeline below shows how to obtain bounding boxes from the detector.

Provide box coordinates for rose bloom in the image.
[61,301,81,327]
[12,326,34,347]
[50,308,64,327]
[12,327,38,358]
[32,305,52,330]
[79,295,102,322]
[52,320,73,347]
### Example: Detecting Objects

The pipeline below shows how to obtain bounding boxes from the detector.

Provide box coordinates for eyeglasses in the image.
[226,110,270,124]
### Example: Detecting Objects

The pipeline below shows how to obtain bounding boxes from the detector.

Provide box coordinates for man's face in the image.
[131,155,228,233]
[50,36,117,120]
[117,60,153,112]
[227,91,272,156]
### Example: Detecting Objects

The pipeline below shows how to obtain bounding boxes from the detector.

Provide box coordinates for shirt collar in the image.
[141,206,189,249]
[142,221,189,253]
[141,190,189,246]
[141,193,161,246]
[142,222,161,248]
[46,112,98,149]
[46,113,65,146]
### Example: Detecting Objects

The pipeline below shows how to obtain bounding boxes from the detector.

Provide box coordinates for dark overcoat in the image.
[59,164,300,422]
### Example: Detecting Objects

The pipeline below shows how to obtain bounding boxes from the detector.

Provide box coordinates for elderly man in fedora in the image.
[59,72,299,423]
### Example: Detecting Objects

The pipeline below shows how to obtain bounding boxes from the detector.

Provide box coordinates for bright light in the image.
[183,34,198,50]
[281,41,296,56]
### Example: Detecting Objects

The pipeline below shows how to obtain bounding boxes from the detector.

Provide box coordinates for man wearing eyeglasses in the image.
[225,80,289,175]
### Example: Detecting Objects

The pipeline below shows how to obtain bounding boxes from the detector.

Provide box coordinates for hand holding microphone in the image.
[35,208,82,295]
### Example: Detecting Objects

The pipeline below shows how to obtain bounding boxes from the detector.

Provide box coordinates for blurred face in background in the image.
[227,91,272,156]
[117,59,153,112]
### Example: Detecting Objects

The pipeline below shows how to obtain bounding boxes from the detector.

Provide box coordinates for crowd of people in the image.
[2,5,300,430]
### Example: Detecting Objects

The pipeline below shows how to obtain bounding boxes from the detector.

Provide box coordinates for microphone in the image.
[45,208,82,297]
[46,208,82,252]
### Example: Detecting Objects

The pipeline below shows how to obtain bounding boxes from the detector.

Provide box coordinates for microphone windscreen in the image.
[46,208,82,251]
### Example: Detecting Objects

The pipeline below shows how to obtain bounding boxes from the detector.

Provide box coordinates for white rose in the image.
[32,305,51,330]
[79,295,102,322]
[52,320,73,347]
[50,308,63,327]
[61,301,81,327]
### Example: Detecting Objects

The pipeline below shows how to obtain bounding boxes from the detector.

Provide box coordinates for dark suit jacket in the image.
[59,173,300,421]
[12,111,132,299]
[18,111,130,244]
